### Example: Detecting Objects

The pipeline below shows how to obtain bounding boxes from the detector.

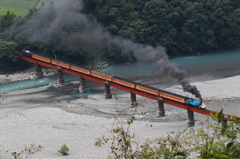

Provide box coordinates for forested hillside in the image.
[1,0,240,70]
[86,0,240,55]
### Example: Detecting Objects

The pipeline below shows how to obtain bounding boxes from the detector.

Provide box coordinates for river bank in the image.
[0,67,58,83]
[0,71,240,158]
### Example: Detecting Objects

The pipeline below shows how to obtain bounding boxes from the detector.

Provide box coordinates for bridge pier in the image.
[79,77,86,93]
[157,101,165,117]
[35,64,44,78]
[130,93,137,106]
[104,84,112,99]
[221,119,228,129]
[187,110,195,127]
[57,70,64,85]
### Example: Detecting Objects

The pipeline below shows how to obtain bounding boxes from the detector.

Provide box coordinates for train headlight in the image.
[201,103,207,109]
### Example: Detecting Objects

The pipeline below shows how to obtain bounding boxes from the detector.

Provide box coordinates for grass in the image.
[0,0,39,9]
[0,0,39,17]
[0,0,63,17]
[0,0,59,17]
[0,6,29,17]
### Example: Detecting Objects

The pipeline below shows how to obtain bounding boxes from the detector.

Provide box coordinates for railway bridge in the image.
[17,51,240,127]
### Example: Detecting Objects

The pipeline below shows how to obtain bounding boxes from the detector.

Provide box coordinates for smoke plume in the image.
[20,0,202,100]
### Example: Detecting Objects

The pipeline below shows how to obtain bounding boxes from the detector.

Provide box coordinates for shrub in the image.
[95,110,240,158]
[59,144,69,155]
[11,143,44,159]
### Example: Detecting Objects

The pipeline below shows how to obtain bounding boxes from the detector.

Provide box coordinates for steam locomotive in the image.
[21,50,206,109]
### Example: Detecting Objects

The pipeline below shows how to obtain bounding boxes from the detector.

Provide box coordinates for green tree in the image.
[0,11,16,32]
[141,0,176,53]
[0,40,17,69]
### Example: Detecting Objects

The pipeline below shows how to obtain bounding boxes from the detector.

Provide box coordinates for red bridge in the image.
[17,51,240,126]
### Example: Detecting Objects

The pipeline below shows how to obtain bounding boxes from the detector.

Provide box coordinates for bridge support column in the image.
[58,70,64,85]
[157,101,165,117]
[221,119,227,129]
[104,84,112,99]
[187,110,195,127]
[79,77,86,93]
[35,64,44,78]
[130,93,137,106]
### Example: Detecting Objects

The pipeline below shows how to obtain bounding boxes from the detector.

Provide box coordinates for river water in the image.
[0,48,240,120]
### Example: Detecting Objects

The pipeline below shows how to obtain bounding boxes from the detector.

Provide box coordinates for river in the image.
[0,48,240,121]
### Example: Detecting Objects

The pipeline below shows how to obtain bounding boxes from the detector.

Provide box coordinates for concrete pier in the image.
[79,77,86,93]
[187,110,195,127]
[35,64,44,78]
[104,84,112,99]
[130,93,137,106]
[57,70,64,85]
[221,119,228,129]
[157,101,165,117]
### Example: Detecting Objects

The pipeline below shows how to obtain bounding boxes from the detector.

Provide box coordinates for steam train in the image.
[21,50,206,109]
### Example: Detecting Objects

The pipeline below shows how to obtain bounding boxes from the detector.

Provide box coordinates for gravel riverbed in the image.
[0,71,240,158]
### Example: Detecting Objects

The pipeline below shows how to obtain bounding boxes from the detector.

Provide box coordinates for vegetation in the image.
[58,144,69,155]
[10,143,44,159]
[0,0,39,9]
[0,6,29,17]
[0,39,17,68]
[95,110,240,158]
[88,0,240,55]
[0,0,38,16]
[1,0,240,70]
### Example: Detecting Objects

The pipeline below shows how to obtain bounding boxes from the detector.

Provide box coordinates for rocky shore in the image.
[86,61,111,69]
[0,67,58,83]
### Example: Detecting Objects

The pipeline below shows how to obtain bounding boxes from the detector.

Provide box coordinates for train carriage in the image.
[71,64,91,75]
[160,92,186,103]
[134,80,186,104]
[135,83,187,104]
[22,50,52,63]
[112,76,135,88]
[91,70,113,81]
[32,54,51,63]
[51,60,71,69]
[135,83,158,95]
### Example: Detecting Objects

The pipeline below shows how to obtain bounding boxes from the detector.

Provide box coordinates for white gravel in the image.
[0,72,240,158]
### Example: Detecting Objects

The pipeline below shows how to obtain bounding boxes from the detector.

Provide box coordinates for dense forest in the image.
[1,0,240,70]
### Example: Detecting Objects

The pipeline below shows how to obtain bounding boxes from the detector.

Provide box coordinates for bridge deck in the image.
[18,55,240,123]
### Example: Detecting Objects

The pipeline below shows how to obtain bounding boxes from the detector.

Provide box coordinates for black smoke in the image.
[20,0,202,100]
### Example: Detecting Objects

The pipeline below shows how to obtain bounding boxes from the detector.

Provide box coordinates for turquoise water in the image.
[0,73,99,104]
[98,48,240,78]
[54,90,100,99]
[0,73,79,93]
